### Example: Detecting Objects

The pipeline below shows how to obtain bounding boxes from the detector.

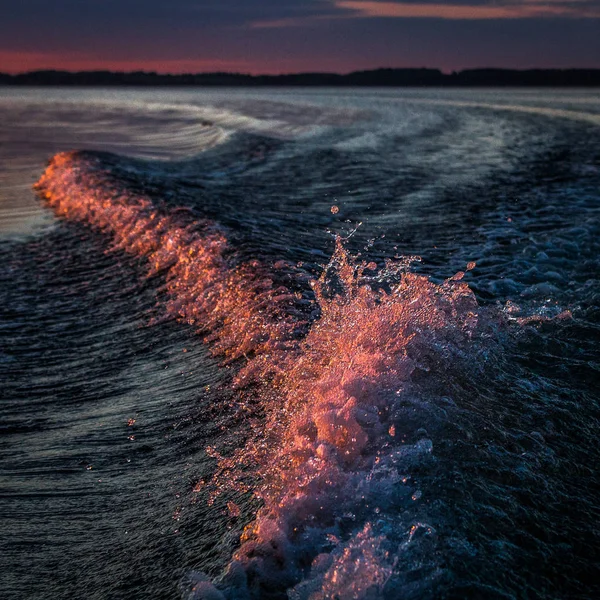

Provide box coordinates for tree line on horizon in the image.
[1,67,600,86]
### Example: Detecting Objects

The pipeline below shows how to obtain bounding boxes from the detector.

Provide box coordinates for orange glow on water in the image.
[36,153,306,384]
[36,153,484,597]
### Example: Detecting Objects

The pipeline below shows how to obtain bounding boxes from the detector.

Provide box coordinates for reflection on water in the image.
[1,87,599,599]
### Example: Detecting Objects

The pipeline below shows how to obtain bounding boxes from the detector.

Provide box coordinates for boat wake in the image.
[35,150,567,599]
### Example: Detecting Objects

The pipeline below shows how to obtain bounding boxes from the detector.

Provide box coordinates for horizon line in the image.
[3,66,600,78]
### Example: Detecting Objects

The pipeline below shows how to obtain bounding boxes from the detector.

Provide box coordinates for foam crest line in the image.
[36,152,487,599]
[35,151,308,383]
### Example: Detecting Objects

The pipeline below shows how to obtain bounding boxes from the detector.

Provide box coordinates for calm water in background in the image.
[1,88,599,599]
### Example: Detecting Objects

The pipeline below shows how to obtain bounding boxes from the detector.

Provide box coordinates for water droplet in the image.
[227,501,241,517]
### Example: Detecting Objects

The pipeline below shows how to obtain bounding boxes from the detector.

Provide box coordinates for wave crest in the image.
[36,151,492,599]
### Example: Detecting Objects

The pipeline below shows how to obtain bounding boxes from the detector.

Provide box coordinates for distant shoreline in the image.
[1,68,600,87]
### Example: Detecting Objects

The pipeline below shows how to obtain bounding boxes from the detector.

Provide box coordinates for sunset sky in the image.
[1,0,599,74]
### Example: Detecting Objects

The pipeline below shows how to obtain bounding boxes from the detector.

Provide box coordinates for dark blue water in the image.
[0,88,599,599]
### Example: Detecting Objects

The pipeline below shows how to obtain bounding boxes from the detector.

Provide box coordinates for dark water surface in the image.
[0,88,599,599]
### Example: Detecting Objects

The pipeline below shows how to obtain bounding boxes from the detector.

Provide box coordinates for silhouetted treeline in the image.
[1,68,600,86]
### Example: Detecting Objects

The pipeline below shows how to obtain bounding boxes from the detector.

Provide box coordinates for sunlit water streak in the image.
[1,88,599,600]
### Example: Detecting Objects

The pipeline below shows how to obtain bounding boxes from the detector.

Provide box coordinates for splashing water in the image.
[195,238,488,599]
[36,151,498,599]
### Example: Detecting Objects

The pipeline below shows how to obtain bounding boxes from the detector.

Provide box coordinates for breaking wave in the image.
[35,151,513,599]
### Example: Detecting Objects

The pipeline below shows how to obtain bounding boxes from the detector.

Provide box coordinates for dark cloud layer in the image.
[1,0,598,73]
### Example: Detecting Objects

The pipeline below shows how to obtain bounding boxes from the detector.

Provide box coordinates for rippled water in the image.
[1,88,599,599]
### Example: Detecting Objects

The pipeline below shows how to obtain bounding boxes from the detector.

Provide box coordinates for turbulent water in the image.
[1,88,599,600]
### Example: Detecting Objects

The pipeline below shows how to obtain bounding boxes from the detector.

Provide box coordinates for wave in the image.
[36,151,511,599]
[35,151,310,381]
[414,98,600,127]
[194,244,490,600]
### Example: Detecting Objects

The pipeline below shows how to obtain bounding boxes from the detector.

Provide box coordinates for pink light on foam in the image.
[200,238,481,597]
[35,152,306,379]
[35,154,484,598]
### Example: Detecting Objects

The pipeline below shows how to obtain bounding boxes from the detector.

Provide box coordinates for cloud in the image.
[335,0,600,20]
[1,0,598,73]
[250,14,339,29]
[251,0,600,27]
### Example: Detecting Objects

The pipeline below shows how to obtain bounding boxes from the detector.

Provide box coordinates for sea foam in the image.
[37,151,492,599]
